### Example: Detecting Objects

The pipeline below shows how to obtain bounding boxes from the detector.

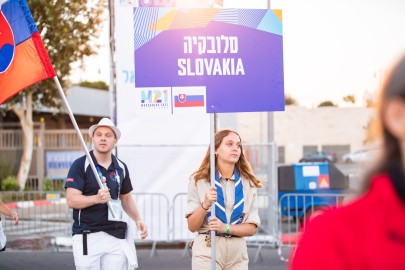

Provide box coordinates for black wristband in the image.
[201,202,209,210]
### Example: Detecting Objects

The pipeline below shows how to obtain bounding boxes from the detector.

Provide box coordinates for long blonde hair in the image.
[191,129,262,188]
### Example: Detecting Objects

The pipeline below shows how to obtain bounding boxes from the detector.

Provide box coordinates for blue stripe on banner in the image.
[134,8,160,50]
[237,9,266,29]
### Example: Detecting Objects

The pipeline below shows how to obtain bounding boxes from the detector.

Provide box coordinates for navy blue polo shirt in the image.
[65,150,133,239]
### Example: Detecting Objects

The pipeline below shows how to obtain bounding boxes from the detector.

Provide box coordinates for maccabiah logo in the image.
[0,8,15,73]
[140,89,169,109]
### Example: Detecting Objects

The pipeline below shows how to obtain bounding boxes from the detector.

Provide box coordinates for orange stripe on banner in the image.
[0,38,51,104]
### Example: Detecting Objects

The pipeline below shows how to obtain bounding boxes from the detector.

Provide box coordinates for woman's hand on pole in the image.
[208,217,226,233]
[203,186,217,209]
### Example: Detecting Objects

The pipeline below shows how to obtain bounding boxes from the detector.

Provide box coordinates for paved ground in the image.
[0,246,287,270]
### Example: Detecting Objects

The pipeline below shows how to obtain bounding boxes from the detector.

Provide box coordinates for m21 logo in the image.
[135,88,172,115]
[140,89,171,112]
[141,89,169,105]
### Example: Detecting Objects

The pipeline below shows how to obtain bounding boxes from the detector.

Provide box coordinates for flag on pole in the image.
[0,0,55,104]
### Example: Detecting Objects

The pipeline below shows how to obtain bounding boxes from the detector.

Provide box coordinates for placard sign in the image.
[46,151,84,179]
[134,8,284,114]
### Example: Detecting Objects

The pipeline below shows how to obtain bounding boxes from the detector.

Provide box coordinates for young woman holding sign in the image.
[186,129,262,269]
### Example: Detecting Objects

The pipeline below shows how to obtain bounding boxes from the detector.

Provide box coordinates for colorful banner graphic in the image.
[134,8,284,113]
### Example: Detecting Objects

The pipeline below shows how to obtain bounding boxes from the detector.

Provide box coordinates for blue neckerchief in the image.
[208,169,244,224]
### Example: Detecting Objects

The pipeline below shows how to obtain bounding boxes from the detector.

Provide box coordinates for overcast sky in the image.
[70,0,405,108]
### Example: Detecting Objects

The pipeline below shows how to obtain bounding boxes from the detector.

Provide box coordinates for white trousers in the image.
[73,231,130,270]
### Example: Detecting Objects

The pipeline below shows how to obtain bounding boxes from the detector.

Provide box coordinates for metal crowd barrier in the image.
[132,192,170,257]
[277,192,356,262]
[171,193,196,257]
[245,193,277,263]
[0,191,71,240]
[0,190,279,263]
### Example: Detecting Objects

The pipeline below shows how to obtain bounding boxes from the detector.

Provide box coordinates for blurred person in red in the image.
[290,54,405,270]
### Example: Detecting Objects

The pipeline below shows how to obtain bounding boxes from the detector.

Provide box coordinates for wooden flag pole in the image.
[53,77,116,218]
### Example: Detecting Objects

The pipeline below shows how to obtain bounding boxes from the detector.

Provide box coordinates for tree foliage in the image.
[318,100,337,107]
[2,0,107,190]
[343,95,356,104]
[78,81,109,90]
[285,94,298,106]
[6,0,107,108]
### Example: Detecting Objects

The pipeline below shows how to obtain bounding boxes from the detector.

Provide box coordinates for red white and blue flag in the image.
[174,94,205,108]
[0,0,55,104]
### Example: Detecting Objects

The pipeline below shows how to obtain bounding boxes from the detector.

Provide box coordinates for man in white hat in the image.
[65,118,147,270]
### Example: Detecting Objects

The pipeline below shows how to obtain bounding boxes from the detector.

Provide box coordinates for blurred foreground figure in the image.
[290,55,405,270]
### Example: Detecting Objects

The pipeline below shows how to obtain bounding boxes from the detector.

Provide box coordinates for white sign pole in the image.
[209,113,216,269]
[209,12,217,270]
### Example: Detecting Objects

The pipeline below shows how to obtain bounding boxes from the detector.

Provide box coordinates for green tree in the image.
[3,0,107,190]
[285,94,299,106]
[318,100,337,107]
[343,95,356,104]
[78,81,109,90]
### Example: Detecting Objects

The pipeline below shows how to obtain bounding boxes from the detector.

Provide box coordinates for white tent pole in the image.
[108,0,117,126]
[53,76,116,218]
[209,113,216,269]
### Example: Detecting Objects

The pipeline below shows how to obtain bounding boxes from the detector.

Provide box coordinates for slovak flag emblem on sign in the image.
[178,93,186,103]
[172,86,206,114]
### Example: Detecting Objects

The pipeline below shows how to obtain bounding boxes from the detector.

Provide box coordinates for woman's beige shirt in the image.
[185,174,261,233]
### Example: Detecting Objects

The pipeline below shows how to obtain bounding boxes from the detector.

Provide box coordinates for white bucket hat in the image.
[88,118,121,140]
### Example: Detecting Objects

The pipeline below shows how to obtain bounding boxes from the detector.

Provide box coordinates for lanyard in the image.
[95,166,121,196]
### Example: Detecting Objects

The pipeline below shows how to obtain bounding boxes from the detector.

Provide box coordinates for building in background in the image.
[0,86,109,129]
[221,106,375,164]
